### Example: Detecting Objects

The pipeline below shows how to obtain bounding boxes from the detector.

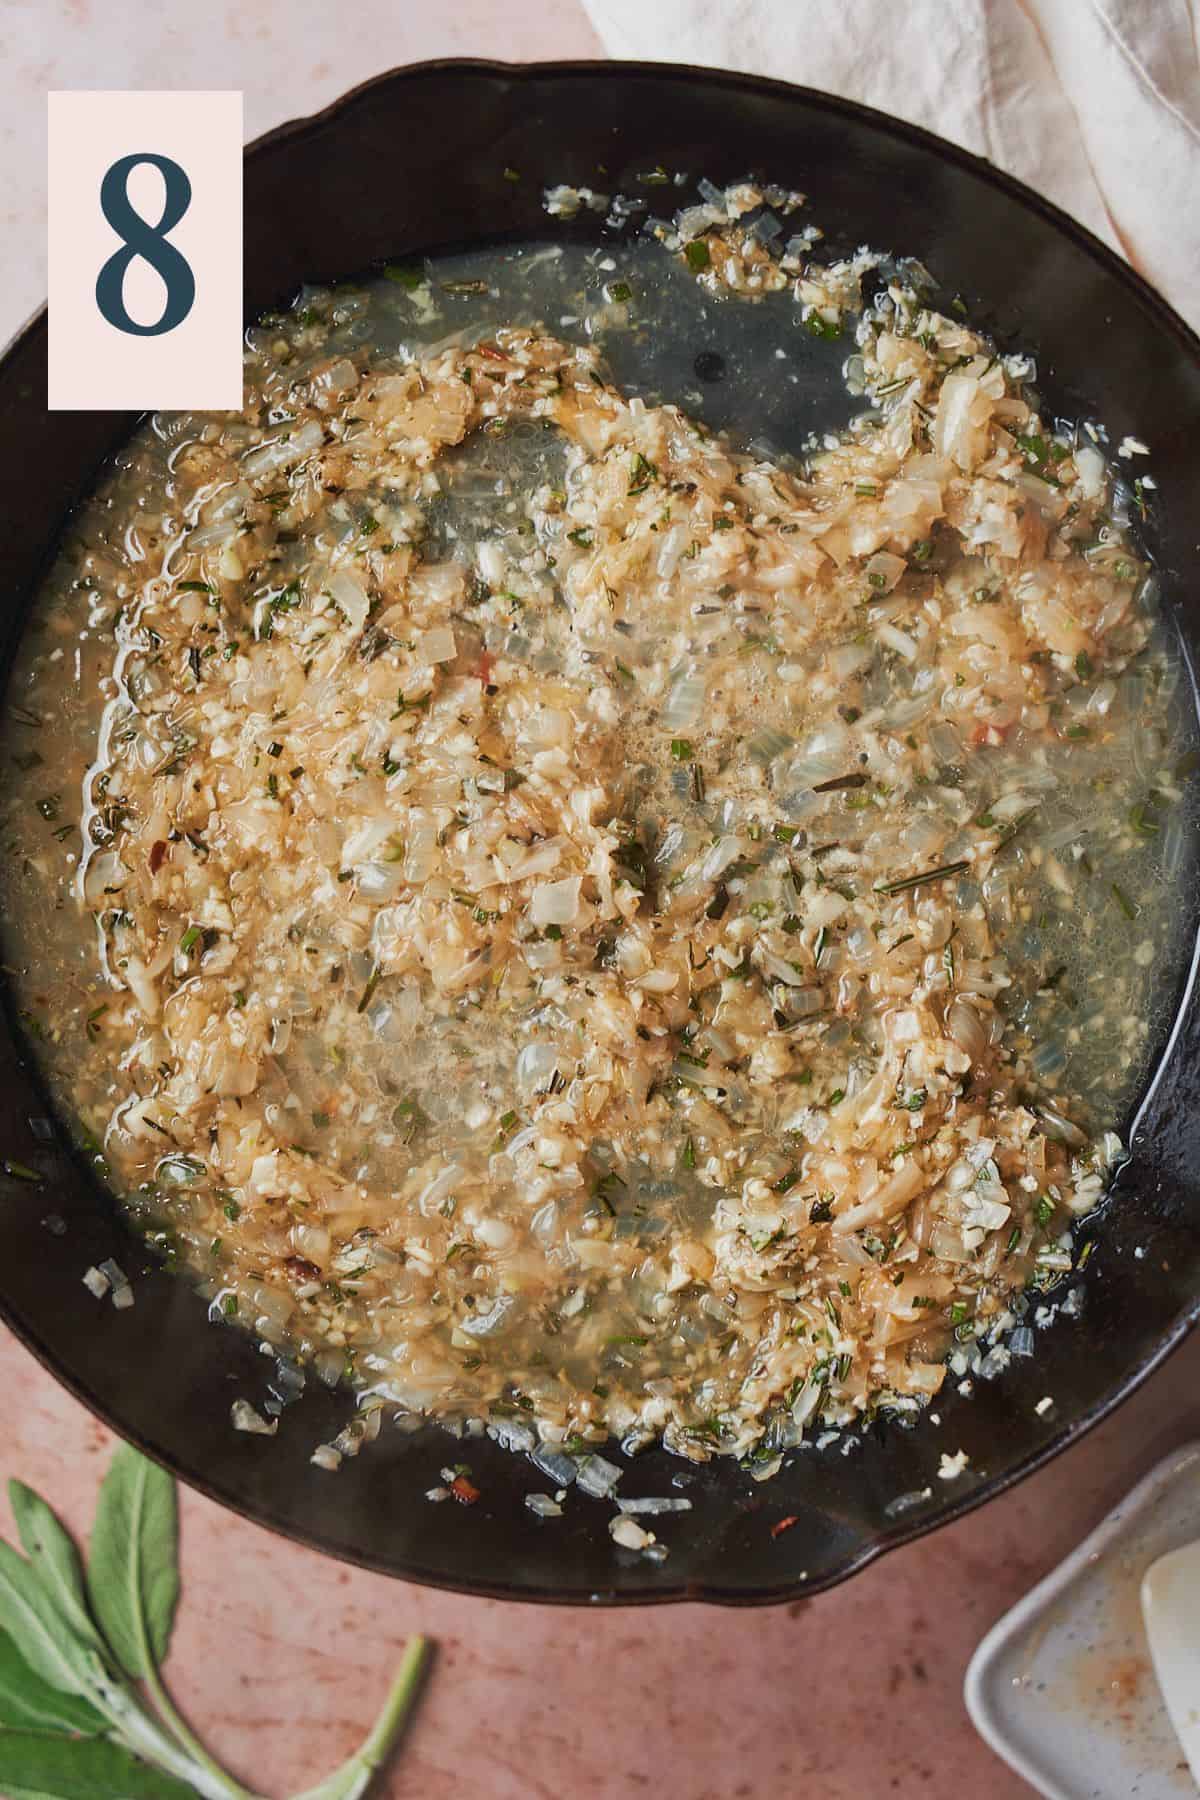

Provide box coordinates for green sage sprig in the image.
[0,1443,430,1799]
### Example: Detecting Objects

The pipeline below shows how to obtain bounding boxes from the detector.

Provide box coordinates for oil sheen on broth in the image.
[1,213,1193,1467]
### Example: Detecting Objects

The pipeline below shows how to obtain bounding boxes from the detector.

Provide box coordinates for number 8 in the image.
[95,153,196,339]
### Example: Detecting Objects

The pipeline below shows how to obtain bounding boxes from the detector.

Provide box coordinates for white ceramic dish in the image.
[1143,1540,1200,1788]
[965,1442,1200,1800]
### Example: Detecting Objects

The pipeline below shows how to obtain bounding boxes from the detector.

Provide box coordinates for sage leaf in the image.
[86,1446,179,1679]
[0,1729,197,1799]
[8,1481,108,1657]
[0,1627,106,1734]
[0,1540,105,1703]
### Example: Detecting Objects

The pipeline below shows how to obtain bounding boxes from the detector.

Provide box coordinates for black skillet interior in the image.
[1,60,1199,1605]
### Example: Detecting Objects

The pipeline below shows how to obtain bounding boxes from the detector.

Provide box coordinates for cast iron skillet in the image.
[1,60,1199,1606]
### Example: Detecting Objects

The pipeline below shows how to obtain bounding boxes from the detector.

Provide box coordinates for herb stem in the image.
[300,1635,431,1800]
[95,1669,256,1800]
[875,859,970,897]
[138,1649,263,1800]
[116,1465,263,1800]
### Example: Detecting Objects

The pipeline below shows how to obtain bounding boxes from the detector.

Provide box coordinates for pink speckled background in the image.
[8,1328,1200,1798]
[3,5,1199,1796]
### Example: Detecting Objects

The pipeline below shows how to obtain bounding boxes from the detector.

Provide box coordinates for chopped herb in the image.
[1110,881,1140,920]
[811,772,867,794]
[3,1160,40,1183]
[876,859,970,897]
[684,240,711,273]
[628,451,659,495]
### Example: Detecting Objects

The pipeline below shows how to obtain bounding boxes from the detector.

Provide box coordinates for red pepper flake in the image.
[476,344,509,363]
[148,840,167,873]
[476,650,495,686]
[450,1474,481,1506]
[283,1255,321,1284]
[771,1515,799,1539]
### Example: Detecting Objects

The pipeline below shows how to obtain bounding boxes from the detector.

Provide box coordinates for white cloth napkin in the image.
[581,0,1200,330]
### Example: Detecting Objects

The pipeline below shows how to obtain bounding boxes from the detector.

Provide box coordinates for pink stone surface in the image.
[5,1322,1200,1798]
[0,0,606,345]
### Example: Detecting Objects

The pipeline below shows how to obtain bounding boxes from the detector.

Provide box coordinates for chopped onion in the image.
[526,1493,563,1518]
[828,641,874,681]
[418,624,457,665]
[1037,1102,1088,1148]
[530,1446,578,1486]
[489,1417,537,1454]
[530,875,580,927]
[576,1453,622,1499]
[186,520,239,551]
[404,824,438,884]
[243,419,323,481]
[83,850,125,906]
[877,622,918,661]
[461,1294,516,1337]
[928,721,961,764]
[326,570,370,631]
[98,1258,133,1309]
[609,1516,654,1550]
[516,1042,561,1096]
[356,860,406,901]
[947,1000,987,1063]
[616,1496,693,1515]
[1073,443,1106,498]
[662,673,706,730]
[231,1399,278,1436]
[747,727,794,766]
[700,836,747,882]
